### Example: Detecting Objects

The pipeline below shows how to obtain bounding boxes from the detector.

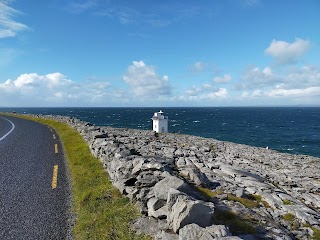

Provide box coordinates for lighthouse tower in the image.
[151,110,168,133]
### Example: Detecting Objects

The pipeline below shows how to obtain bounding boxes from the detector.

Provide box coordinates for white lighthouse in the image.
[152,110,168,133]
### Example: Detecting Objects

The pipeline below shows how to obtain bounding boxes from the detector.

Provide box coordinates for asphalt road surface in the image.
[0,115,72,239]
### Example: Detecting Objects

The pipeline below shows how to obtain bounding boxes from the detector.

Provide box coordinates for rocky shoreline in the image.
[34,114,319,239]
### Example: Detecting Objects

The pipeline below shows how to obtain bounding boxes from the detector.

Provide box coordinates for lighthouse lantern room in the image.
[151,110,168,133]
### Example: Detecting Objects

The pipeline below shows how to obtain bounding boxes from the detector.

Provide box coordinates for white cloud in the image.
[241,91,249,98]
[252,89,263,97]
[265,38,310,64]
[213,74,232,83]
[285,65,320,89]
[0,72,113,106]
[123,61,171,97]
[241,65,279,89]
[185,86,202,96]
[208,88,228,99]
[184,82,228,101]
[68,0,98,13]
[0,2,29,38]
[6,72,72,89]
[83,1,214,28]
[237,63,320,105]
[267,86,320,98]
[241,64,320,91]
[190,61,206,72]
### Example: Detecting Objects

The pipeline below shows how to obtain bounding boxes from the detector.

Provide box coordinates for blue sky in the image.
[0,0,319,107]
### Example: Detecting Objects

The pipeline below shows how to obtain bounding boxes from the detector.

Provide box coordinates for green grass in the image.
[194,186,224,199]
[282,213,295,222]
[251,194,271,208]
[210,144,215,152]
[227,194,260,208]
[281,213,300,230]
[213,209,257,235]
[312,227,320,240]
[282,199,292,205]
[12,115,149,240]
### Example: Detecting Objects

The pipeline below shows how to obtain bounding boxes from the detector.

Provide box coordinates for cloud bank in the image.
[1,44,319,107]
[0,72,111,106]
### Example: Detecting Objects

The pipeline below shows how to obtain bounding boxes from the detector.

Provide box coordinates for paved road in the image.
[0,115,72,239]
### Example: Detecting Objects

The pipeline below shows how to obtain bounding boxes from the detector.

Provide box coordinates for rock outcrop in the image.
[31,114,320,239]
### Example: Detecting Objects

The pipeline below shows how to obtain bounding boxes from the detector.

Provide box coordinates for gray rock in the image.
[29,114,320,240]
[187,167,211,187]
[166,188,191,217]
[155,231,179,240]
[131,216,167,237]
[176,157,186,168]
[235,189,246,198]
[167,193,214,232]
[153,175,190,200]
[215,237,243,240]
[147,197,168,219]
[136,170,161,188]
[178,224,214,240]
[206,225,231,238]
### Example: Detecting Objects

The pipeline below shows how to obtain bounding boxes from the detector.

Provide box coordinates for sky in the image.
[0,0,319,107]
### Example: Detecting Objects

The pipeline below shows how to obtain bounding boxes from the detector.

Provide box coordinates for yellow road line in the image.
[52,165,58,189]
[53,134,56,140]
[54,144,58,154]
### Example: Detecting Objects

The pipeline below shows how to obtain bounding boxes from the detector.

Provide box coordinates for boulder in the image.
[178,224,214,240]
[153,175,190,200]
[147,197,168,219]
[206,225,231,238]
[155,231,179,240]
[167,190,215,232]
[235,189,246,198]
[187,168,211,187]
[131,216,167,237]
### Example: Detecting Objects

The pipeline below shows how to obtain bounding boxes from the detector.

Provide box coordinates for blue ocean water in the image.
[1,107,319,158]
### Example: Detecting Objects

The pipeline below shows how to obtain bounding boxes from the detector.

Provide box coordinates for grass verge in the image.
[15,115,149,240]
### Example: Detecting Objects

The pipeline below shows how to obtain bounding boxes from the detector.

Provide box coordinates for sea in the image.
[1,107,319,158]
